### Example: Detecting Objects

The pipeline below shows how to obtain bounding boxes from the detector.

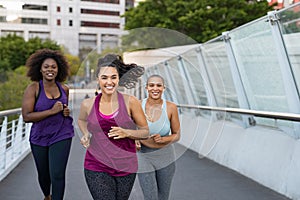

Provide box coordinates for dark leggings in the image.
[84,169,136,200]
[30,138,72,200]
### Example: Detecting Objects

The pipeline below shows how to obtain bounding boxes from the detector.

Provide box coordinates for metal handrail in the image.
[177,104,300,122]
[2,105,300,122]
[0,108,22,117]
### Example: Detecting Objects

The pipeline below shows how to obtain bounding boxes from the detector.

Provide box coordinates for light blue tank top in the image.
[142,98,170,136]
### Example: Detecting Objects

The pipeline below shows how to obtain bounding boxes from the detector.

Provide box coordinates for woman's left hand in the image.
[108,126,128,139]
[150,134,164,144]
[62,104,70,117]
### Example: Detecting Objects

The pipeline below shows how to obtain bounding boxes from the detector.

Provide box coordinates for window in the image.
[22,4,47,11]
[57,6,60,12]
[0,16,6,22]
[81,0,119,4]
[69,20,73,26]
[57,19,61,26]
[81,8,119,16]
[69,7,73,13]
[81,21,119,28]
[22,18,47,25]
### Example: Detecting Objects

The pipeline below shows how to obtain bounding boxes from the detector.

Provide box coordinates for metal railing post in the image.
[0,117,8,170]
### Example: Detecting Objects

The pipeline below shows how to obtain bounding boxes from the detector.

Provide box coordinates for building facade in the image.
[0,0,131,55]
[2,0,298,56]
[268,0,300,9]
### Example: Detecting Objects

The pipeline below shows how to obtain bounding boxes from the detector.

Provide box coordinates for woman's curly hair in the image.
[26,49,70,82]
[96,54,144,89]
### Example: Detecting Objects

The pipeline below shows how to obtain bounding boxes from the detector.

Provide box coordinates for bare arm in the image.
[78,98,94,148]
[22,82,64,123]
[108,95,149,140]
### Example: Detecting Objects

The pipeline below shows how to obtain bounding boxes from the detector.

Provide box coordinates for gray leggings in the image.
[84,169,136,200]
[137,145,176,200]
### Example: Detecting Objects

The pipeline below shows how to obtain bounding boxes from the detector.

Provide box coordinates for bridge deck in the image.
[0,134,290,200]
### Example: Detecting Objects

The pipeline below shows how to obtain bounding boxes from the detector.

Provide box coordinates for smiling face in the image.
[98,66,119,95]
[40,58,58,81]
[146,76,165,100]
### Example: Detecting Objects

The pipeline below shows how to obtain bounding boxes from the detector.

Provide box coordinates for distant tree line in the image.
[0,34,80,110]
[122,0,275,49]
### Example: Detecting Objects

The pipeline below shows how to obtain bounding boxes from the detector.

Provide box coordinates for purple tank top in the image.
[84,92,137,176]
[29,81,74,146]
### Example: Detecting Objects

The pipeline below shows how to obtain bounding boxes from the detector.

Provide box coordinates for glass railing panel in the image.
[142,68,152,98]
[181,49,208,106]
[201,37,242,121]
[180,49,212,117]
[166,57,188,105]
[155,63,176,103]
[277,4,300,96]
[229,17,293,131]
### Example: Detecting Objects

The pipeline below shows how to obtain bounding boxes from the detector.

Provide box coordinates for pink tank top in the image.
[84,92,137,176]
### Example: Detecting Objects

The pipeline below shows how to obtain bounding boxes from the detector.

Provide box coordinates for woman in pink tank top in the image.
[77,54,149,200]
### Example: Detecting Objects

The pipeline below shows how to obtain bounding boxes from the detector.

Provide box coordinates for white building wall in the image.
[0,0,125,55]
[49,0,80,55]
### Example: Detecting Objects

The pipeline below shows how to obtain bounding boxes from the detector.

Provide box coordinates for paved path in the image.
[0,93,291,199]
[0,134,290,200]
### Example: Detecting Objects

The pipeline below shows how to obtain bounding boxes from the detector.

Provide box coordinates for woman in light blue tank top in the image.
[137,75,181,200]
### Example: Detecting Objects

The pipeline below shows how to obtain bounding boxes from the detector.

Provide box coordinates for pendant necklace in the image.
[145,99,163,122]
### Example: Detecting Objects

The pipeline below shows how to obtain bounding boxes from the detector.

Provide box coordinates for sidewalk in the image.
[0,133,290,200]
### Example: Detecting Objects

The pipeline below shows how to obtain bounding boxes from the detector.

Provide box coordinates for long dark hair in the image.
[96,54,144,89]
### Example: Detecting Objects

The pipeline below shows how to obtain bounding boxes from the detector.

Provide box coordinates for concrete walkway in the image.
[0,91,291,200]
[0,132,290,200]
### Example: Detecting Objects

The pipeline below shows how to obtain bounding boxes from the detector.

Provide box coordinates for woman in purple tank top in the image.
[22,49,74,200]
[78,54,149,200]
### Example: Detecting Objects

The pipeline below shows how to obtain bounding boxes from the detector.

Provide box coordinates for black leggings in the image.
[84,169,136,200]
[30,138,72,200]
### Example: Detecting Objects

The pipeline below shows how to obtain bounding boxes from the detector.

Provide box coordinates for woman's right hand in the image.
[51,101,64,114]
[81,135,90,148]
[135,140,141,151]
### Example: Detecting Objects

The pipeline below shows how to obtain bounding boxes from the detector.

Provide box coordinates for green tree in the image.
[123,0,274,44]
[0,34,63,110]
[0,66,31,110]
[0,34,60,72]
[0,34,27,71]
[65,54,81,77]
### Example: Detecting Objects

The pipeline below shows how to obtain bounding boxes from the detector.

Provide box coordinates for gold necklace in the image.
[145,100,163,122]
[145,113,153,122]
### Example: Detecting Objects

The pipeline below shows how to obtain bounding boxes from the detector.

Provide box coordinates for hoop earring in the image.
[95,83,100,96]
